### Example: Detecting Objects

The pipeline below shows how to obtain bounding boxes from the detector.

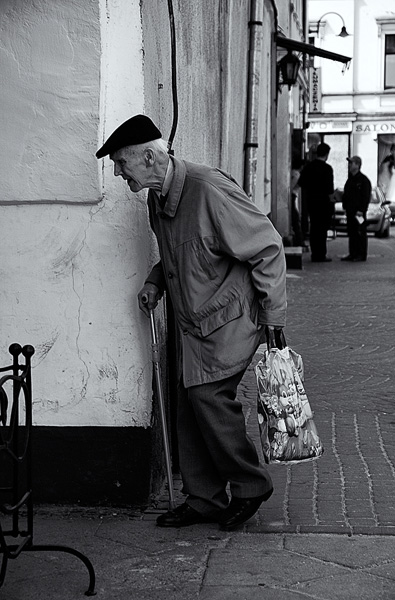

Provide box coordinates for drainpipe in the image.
[244,0,279,225]
[243,0,264,200]
[302,0,308,152]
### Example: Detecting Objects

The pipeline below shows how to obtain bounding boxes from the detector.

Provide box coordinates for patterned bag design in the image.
[255,347,324,464]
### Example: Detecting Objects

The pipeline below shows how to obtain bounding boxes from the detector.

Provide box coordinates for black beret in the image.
[96,114,162,158]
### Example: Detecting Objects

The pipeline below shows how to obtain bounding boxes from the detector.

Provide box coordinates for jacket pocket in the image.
[199,298,243,337]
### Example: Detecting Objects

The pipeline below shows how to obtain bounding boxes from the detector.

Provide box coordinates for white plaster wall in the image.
[141,0,250,187]
[310,0,395,109]
[0,0,101,203]
[0,0,155,427]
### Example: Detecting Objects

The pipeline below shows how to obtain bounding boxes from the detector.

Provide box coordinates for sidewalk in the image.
[3,233,395,599]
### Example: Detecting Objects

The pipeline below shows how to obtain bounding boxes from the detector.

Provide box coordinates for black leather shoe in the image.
[156,503,217,528]
[218,489,273,531]
[341,255,355,261]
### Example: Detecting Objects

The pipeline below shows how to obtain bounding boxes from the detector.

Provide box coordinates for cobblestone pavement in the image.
[154,233,395,535]
[241,233,395,535]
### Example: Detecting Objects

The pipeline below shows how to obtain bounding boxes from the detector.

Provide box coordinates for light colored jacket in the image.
[145,157,287,387]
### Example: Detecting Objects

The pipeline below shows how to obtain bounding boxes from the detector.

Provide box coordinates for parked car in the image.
[332,187,391,238]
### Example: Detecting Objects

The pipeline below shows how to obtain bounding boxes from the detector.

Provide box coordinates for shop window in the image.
[377,134,395,192]
[384,34,395,89]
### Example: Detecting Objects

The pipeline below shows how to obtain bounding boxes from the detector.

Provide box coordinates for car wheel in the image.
[377,222,390,238]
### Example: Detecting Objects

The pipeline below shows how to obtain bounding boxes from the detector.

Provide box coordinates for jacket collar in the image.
[154,156,186,218]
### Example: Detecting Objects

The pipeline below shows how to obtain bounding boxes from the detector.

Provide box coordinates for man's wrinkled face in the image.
[111,146,148,192]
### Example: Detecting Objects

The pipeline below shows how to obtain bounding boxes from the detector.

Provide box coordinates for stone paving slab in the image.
[2,515,221,600]
[201,533,395,599]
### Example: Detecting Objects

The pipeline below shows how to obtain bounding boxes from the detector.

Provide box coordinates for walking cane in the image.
[142,294,176,510]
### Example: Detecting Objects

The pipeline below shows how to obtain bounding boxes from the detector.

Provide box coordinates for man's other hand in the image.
[264,326,285,349]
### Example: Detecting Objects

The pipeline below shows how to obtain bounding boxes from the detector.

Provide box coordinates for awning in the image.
[276,35,351,65]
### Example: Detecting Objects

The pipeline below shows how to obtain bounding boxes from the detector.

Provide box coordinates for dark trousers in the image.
[309,212,329,260]
[177,369,273,516]
[346,212,367,259]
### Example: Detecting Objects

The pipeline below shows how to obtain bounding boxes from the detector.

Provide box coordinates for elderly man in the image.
[96,115,287,530]
[341,156,372,262]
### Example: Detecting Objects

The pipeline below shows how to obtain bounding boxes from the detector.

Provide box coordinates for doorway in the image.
[307,132,350,189]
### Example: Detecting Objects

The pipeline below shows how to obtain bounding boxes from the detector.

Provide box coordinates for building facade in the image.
[0,0,308,505]
[308,0,395,189]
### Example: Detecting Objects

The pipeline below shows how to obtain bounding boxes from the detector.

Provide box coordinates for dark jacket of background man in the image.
[298,143,334,262]
[342,171,371,215]
[342,157,372,261]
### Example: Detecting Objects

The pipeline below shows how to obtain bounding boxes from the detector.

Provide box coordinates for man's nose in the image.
[114,163,122,177]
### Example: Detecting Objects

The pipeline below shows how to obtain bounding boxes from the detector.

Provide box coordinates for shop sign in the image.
[309,67,321,113]
[309,120,352,132]
[353,121,395,133]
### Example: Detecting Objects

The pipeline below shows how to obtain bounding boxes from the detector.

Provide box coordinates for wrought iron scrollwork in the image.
[0,343,96,595]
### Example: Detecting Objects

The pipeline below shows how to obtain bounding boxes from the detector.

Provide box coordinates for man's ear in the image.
[144,148,155,166]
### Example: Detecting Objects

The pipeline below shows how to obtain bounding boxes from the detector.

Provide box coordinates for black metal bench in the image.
[0,343,96,596]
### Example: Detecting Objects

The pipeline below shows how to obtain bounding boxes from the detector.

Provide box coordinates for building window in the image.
[384,34,395,89]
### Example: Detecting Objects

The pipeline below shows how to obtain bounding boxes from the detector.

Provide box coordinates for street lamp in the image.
[316,12,351,38]
[277,51,301,89]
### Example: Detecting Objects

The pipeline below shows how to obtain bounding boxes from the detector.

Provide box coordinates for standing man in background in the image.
[341,156,372,262]
[298,142,334,262]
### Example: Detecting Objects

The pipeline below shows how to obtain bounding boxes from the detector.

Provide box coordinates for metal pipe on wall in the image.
[270,30,278,226]
[269,0,279,226]
[244,0,279,225]
[243,0,264,200]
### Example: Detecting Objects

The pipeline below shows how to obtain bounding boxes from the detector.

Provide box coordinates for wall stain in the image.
[35,332,60,365]
[98,360,119,404]
[52,231,86,276]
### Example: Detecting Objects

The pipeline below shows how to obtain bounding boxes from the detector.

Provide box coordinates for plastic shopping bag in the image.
[255,340,324,464]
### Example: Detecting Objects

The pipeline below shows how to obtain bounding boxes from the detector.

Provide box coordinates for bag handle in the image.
[265,326,287,350]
